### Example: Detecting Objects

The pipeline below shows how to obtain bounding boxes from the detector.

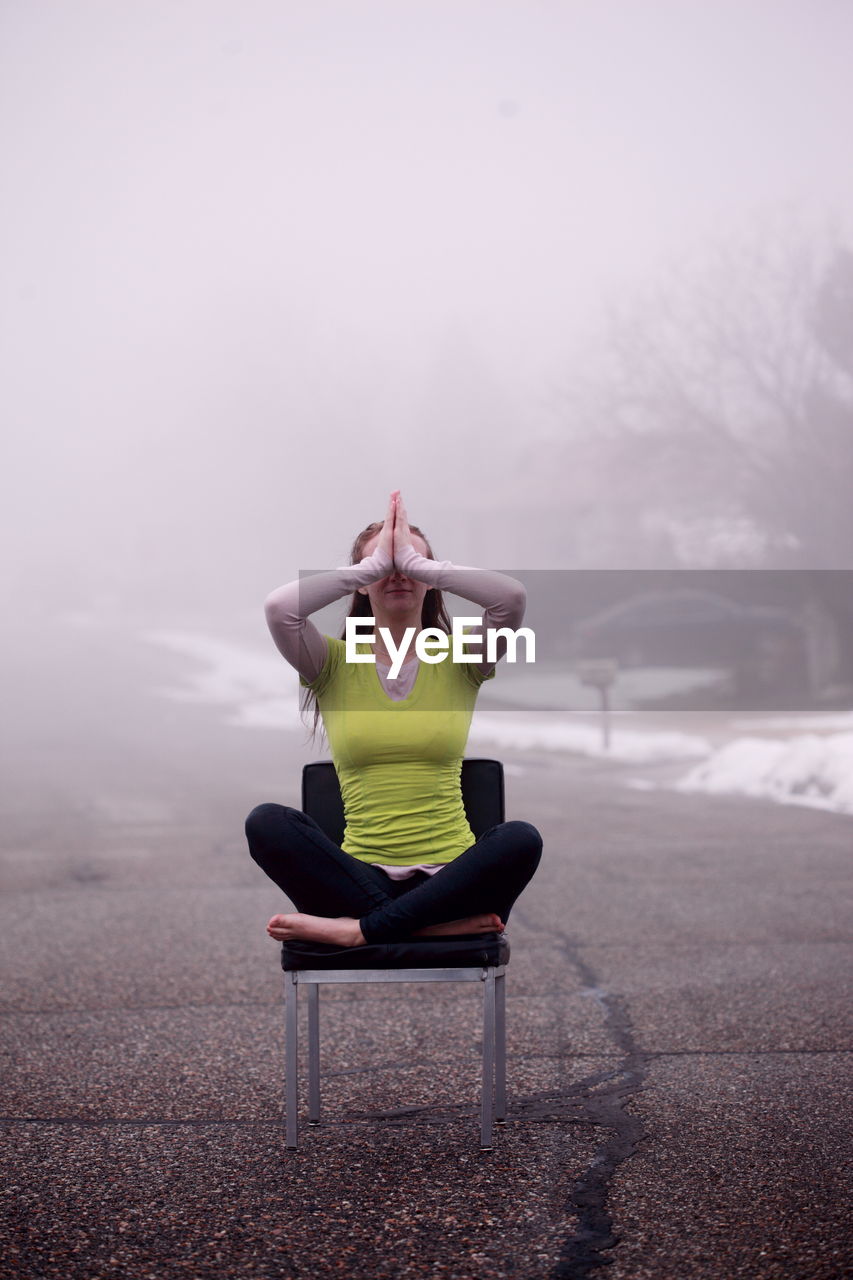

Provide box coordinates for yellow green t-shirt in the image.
[301,637,495,866]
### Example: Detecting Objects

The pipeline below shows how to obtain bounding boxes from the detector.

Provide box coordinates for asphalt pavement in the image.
[1,622,850,1279]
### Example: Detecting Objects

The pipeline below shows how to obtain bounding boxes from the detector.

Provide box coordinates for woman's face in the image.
[359,530,431,619]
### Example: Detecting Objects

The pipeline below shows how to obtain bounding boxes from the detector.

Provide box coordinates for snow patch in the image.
[675,733,853,815]
[144,629,303,732]
[469,712,710,763]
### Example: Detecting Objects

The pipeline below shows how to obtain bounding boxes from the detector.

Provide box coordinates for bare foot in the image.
[266,913,365,947]
[413,913,504,938]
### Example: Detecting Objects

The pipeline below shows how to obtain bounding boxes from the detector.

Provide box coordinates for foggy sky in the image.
[3,0,853,623]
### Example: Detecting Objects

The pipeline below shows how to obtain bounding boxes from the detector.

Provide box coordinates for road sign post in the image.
[576,659,619,751]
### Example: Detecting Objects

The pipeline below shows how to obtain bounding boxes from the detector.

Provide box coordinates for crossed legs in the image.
[245,804,542,946]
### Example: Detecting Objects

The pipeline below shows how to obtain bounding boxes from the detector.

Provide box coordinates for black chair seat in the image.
[281,933,510,971]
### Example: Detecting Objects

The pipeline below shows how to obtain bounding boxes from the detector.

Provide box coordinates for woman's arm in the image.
[264,495,396,683]
[393,498,526,675]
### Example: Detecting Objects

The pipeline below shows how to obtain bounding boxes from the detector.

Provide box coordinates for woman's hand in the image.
[393,492,416,566]
[375,490,399,563]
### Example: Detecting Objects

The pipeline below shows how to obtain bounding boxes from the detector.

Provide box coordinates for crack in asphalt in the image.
[326,922,651,1275]
[549,935,650,1280]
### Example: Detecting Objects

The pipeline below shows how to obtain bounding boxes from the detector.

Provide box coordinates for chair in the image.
[280,758,509,1151]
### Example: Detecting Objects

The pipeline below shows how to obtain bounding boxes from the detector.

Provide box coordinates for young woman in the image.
[245,491,542,947]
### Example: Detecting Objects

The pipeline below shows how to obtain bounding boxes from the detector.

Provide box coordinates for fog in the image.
[3,0,853,627]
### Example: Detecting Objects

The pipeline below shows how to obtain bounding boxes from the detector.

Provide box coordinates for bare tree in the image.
[553,218,853,571]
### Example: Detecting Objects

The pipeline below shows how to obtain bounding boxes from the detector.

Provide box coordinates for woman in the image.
[245,491,542,948]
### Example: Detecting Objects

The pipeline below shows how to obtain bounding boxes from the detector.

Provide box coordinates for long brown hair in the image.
[300,521,452,742]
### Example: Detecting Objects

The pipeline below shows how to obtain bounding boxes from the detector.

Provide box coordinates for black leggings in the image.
[245,804,543,945]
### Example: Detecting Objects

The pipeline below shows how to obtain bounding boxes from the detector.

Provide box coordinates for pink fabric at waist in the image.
[371,863,443,880]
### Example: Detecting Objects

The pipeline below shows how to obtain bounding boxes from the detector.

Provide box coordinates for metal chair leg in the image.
[495,970,506,1123]
[285,971,299,1149]
[480,969,496,1150]
[307,983,321,1125]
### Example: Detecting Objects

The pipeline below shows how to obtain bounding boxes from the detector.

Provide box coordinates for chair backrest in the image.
[301,758,505,847]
